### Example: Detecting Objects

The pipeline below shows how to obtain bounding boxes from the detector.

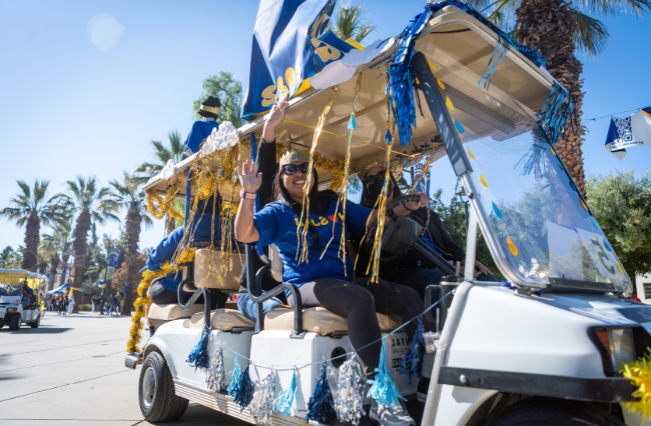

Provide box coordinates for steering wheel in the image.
[364,194,430,262]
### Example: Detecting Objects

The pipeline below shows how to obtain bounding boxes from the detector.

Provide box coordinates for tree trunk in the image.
[71,209,92,313]
[60,252,70,285]
[38,261,47,275]
[516,0,586,195]
[121,208,142,316]
[166,213,177,235]
[49,254,60,292]
[21,213,40,272]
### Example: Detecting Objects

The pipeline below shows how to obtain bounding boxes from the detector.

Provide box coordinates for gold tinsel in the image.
[126,261,179,354]
[622,349,651,423]
[276,143,347,192]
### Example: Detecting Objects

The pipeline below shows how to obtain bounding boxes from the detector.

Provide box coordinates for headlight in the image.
[6,308,16,312]
[595,328,637,374]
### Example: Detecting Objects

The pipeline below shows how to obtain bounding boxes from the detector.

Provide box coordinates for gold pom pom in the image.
[622,349,651,422]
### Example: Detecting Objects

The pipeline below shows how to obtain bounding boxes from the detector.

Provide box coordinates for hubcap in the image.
[141,367,156,409]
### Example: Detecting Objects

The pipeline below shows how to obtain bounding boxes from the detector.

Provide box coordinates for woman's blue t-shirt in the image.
[252,200,372,287]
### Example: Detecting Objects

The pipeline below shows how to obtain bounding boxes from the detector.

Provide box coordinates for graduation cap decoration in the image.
[198,96,221,119]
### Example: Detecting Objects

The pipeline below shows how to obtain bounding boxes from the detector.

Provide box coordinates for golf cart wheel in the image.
[30,316,40,328]
[491,397,625,426]
[9,315,20,331]
[139,351,188,422]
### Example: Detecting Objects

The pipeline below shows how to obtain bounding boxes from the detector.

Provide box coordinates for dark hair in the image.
[272,167,337,248]
[360,169,402,208]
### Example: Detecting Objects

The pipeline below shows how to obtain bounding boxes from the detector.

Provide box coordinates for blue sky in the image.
[1,0,649,253]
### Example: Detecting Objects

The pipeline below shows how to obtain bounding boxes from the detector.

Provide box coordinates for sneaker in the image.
[369,401,416,426]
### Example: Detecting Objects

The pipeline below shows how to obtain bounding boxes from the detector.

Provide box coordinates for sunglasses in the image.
[362,171,387,185]
[282,163,309,175]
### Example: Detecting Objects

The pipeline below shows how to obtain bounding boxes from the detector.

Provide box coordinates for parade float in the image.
[125,1,650,425]
[0,269,46,330]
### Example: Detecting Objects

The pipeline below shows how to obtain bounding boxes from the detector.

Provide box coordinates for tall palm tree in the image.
[1,180,68,272]
[55,176,119,311]
[109,173,153,316]
[41,221,74,291]
[133,130,184,234]
[471,0,650,195]
[331,2,377,43]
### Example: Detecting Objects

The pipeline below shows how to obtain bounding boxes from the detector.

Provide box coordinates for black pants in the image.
[287,277,432,378]
[149,281,208,305]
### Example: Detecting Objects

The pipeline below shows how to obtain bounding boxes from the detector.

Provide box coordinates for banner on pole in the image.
[604,107,651,160]
[108,249,121,268]
[413,156,431,195]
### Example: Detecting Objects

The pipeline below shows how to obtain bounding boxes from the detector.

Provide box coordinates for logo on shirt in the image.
[294,213,344,227]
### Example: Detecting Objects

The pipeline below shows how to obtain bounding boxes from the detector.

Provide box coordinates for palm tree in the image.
[133,130,184,234]
[471,0,650,195]
[331,2,377,43]
[109,173,153,316]
[55,176,119,311]
[41,221,74,291]
[1,180,68,272]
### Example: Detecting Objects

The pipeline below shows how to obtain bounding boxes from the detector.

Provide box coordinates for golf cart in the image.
[127,3,647,426]
[0,269,45,330]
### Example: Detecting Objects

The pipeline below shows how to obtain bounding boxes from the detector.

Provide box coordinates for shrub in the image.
[79,304,92,312]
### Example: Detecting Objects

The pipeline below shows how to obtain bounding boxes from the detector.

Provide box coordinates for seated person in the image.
[183,96,221,155]
[146,196,222,305]
[360,167,495,299]
[235,148,433,426]
[21,282,33,309]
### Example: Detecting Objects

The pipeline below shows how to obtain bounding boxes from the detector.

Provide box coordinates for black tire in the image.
[30,316,40,328]
[491,397,625,426]
[9,315,20,331]
[0,324,4,329]
[139,351,188,422]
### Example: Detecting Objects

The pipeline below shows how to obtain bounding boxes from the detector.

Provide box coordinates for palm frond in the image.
[571,8,610,57]
[574,0,651,17]
[332,2,376,43]
[355,22,377,42]
[168,130,183,158]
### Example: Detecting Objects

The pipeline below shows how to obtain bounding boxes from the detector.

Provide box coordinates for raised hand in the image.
[262,93,289,142]
[237,159,262,194]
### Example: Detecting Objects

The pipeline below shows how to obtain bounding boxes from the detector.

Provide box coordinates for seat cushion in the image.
[148,303,204,321]
[264,307,402,336]
[185,309,255,331]
[193,249,243,291]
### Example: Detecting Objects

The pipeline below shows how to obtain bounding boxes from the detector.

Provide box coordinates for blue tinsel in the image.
[273,367,298,416]
[367,338,406,408]
[399,316,425,385]
[304,363,337,424]
[477,36,509,90]
[186,325,211,370]
[228,353,241,396]
[232,362,255,411]
[535,81,576,145]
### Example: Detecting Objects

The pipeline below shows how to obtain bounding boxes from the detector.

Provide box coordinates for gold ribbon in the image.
[200,105,220,115]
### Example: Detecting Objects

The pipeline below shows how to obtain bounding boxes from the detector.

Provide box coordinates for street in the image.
[0,311,249,426]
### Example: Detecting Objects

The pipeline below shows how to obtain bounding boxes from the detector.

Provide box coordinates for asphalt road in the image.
[0,311,249,426]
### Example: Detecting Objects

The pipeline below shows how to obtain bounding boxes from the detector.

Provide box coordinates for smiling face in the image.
[282,161,314,203]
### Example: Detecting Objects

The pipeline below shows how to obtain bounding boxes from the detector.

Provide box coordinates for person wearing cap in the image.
[146,196,223,305]
[183,96,222,154]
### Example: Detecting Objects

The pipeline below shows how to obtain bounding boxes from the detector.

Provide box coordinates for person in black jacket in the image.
[360,167,495,298]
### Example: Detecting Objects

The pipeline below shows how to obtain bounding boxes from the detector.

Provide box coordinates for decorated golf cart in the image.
[125,2,650,425]
[0,269,46,330]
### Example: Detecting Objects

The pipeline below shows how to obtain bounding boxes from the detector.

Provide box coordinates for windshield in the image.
[419,37,632,292]
[0,282,24,297]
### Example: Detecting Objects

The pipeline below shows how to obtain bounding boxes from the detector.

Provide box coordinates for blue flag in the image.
[108,249,121,268]
[604,107,651,161]
[242,0,339,119]
[413,157,431,195]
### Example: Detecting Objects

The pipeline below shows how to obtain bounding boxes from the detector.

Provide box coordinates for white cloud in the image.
[88,14,125,52]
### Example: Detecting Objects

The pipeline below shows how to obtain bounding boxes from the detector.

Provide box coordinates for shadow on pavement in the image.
[145,404,250,426]
[0,327,71,335]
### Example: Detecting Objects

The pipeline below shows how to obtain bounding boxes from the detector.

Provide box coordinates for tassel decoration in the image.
[399,316,425,384]
[248,369,276,425]
[274,367,298,416]
[335,358,366,425]
[367,338,406,408]
[206,344,225,392]
[186,324,211,370]
[478,38,509,90]
[233,361,256,411]
[228,353,242,396]
[535,81,575,146]
[304,363,338,424]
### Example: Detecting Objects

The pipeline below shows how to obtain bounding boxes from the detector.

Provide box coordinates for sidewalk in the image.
[0,312,248,426]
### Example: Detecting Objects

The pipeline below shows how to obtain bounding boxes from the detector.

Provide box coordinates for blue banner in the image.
[108,249,121,268]
[413,157,431,195]
[242,0,339,118]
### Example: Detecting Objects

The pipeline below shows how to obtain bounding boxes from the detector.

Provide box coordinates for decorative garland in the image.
[126,261,179,354]
[145,174,185,221]
[622,350,651,422]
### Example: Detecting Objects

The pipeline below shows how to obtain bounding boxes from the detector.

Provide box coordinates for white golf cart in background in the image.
[126,4,648,426]
[0,269,45,330]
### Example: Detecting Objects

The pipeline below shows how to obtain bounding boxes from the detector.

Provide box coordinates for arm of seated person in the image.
[391,191,430,216]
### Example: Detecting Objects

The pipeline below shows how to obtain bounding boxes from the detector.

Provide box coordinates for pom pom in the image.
[248,369,276,425]
[233,362,255,410]
[399,316,425,384]
[206,344,225,392]
[621,349,651,422]
[228,353,242,396]
[335,358,365,425]
[304,363,337,424]
[274,367,298,416]
[186,325,211,370]
[367,338,406,408]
